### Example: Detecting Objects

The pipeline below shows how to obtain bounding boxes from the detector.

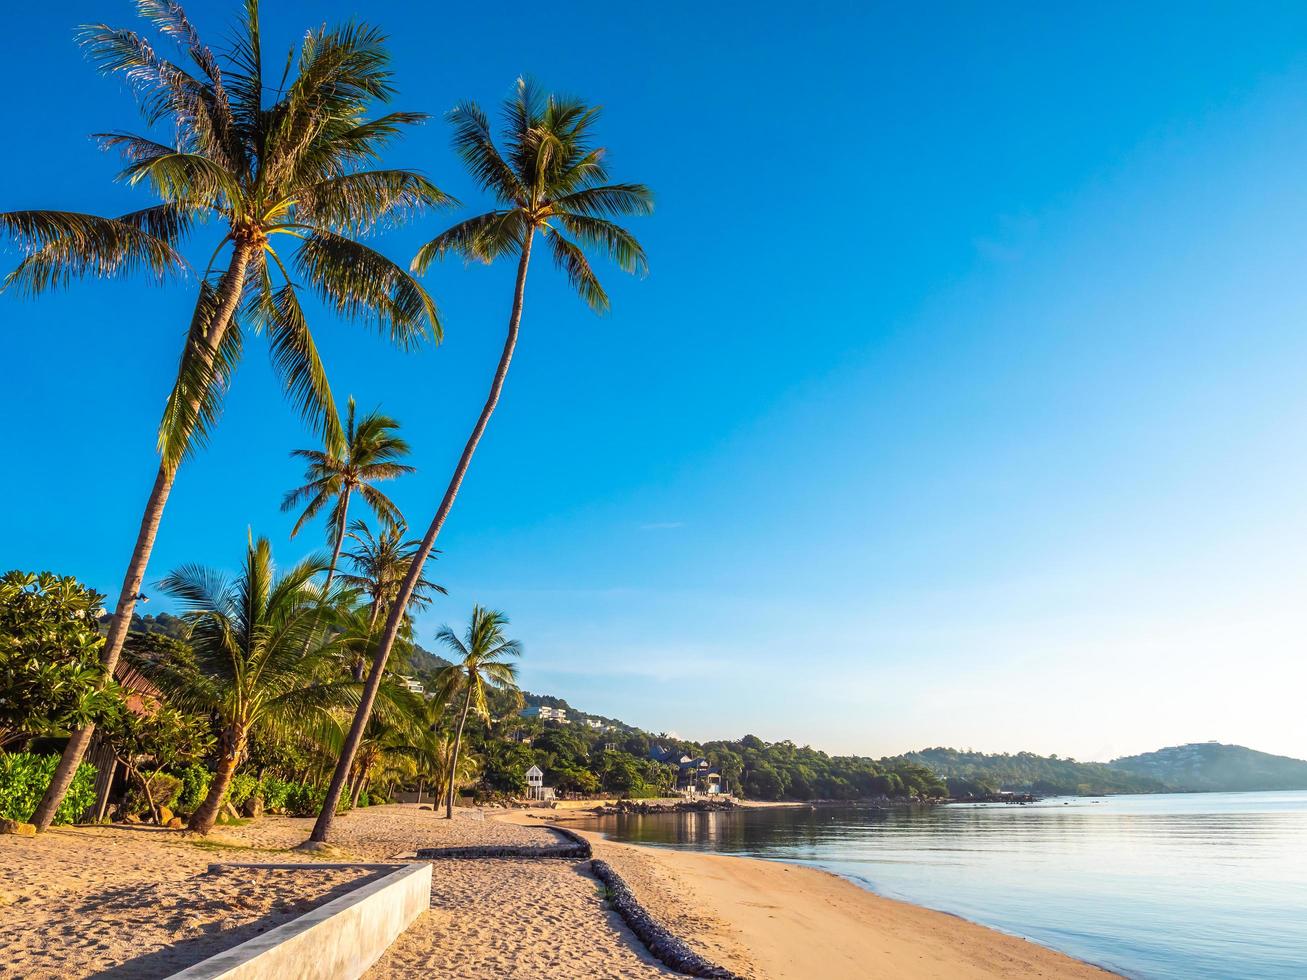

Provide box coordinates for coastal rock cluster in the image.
[415,826,592,861]
[589,859,744,979]
[593,799,740,816]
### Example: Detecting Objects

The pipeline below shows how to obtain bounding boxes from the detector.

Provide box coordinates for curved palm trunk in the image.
[189,725,247,835]
[32,243,255,832]
[445,683,475,819]
[311,230,535,842]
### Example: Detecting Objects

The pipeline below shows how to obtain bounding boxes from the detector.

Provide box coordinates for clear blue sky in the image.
[5,2,1307,762]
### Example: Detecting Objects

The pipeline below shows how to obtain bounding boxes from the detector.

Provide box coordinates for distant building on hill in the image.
[397,675,426,696]
[522,705,569,724]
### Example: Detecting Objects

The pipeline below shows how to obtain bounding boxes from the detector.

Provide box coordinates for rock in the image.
[123,813,141,824]
[166,817,184,829]
[157,806,174,825]
[0,819,36,837]
[419,805,433,811]
[293,839,344,858]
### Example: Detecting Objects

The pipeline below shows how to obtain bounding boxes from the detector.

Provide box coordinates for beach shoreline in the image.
[0,803,1115,979]
[494,806,1114,978]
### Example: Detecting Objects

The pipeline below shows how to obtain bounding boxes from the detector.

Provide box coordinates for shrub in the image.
[228,772,259,810]
[0,753,97,824]
[177,764,211,816]
[261,775,292,813]
[123,772,181,817]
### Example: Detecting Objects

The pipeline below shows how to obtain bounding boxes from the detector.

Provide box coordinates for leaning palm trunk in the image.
[310,232,534,842]
[190,725,247,835]
[32,244,253,831]
[445,684,475,819]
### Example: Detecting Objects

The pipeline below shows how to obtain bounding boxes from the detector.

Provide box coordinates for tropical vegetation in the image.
[1,0,443,831]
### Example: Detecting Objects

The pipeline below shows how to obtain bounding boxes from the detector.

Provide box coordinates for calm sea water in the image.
[581,792,1307,979]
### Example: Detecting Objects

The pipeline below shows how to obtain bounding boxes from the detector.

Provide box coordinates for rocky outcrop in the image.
[593,799,739,817]
[416,826,592,861]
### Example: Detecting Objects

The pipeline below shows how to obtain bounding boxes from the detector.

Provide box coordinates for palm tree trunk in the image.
[310,230,535,842]
[300,487,350,659]
[32,242,255,832]
[189,725,247,835]
[446,684,474,819]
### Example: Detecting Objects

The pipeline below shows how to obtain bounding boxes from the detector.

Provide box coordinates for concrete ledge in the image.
[590,859,744,979]
[166,861,431,980]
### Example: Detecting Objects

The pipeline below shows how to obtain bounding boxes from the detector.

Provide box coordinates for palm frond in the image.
[545,231,608,312]
[1,210,187,296]
[246,265,343,455]
[411,210,524,272]
[295,230,440,347]
[297,170,453,234]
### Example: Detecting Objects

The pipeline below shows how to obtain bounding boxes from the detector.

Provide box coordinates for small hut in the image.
[525,765,554,801]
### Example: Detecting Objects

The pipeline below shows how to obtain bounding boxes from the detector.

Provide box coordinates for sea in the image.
[580,791,1307,979]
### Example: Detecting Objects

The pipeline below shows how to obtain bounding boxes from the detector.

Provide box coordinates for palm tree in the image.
[311,79,651,841]
[337,519,445,640]
[5,2,446,831]
[430,607,521,818]
[282,397,414,596]
[130,537,354,834]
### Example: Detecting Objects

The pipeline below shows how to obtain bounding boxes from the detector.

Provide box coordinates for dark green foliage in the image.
[0,571,121,749]
[177,763,212,816]
[227,772,260,810]
[0,753,97,824]
[898,747,1167,796]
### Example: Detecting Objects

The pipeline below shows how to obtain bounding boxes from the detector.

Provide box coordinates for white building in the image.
[398,675,426,696]
[521,705,569,724]
[524,765,554,801]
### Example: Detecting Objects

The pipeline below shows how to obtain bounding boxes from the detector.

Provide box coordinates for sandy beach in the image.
[0,803,1112,979]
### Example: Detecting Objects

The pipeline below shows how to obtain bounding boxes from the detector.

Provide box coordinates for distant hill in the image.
[1110,742,1307,792]
[896,747,1168,796]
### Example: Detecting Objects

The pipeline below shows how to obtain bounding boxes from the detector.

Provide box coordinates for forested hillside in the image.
[897,747,1168,796]
[1110,743,1307,792]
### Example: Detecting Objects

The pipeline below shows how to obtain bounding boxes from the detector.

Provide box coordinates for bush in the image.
[261,775,292,813]
[227,772,259,810]
[177,764,211,816]
[0,752,97,824]
[123,772,181,817]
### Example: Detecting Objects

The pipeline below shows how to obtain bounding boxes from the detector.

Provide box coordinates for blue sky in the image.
[5,2,1307,762]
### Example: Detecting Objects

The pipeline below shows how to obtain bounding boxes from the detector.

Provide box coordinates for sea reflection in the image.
[581,792,1307,980]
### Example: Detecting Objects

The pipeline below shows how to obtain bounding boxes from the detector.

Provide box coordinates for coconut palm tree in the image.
[130,537,354,834]
[6,1,447,831]
[337,519,445,640]
[430,607,520,818]
[282,397,414,596]
[311,79,650,841]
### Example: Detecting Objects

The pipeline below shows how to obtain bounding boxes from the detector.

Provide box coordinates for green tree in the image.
[282,397,415,596]
[430,607,521,818]
[313,79,651,840]
[102,705,213,823]
[5,1,445,831]
[0,572,121,749]
[337,519,445,644]
[131,537,354,834]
